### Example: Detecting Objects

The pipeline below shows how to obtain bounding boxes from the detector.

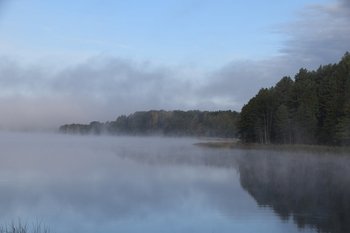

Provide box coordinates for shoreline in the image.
[195,141,350,155]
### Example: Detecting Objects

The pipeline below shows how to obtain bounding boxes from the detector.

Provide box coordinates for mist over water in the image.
[0,132,348,233]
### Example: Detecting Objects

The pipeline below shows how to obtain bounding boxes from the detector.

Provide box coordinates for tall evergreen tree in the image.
[239,52,350,145]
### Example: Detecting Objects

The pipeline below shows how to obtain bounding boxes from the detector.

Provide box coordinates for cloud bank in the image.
[0,0,349,130]
[201,0,350,109]
[0,56,205,130]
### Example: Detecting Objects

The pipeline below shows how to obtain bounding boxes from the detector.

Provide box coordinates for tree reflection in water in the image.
[236,150,350,233]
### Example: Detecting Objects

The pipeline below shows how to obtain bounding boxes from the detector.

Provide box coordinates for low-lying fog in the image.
[0,132,349,233]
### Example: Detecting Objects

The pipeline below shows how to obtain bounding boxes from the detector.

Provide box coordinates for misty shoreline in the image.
[195,141,350,155]
[7,130,349,155]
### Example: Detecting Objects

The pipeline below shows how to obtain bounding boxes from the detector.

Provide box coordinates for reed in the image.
[0,221,49,233]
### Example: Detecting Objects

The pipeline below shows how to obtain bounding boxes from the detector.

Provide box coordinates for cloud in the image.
[279,0,350,66]
[0,56,204,130]
[49,56,205,114]
[198,60,286,109]
[340,0,350,8]
[201,0,350,108]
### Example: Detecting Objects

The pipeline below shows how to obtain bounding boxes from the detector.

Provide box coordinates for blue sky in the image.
[0,0,331,66]
[0,0,348,130]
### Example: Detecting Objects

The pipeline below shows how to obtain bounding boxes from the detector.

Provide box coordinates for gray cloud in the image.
[279,0,350,66]
[0,56,204,130]
[341,0,350,8]
[201,0,350,108]
[198,60,288,109]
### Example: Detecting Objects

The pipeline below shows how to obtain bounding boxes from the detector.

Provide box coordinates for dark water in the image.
[0,132,349,233]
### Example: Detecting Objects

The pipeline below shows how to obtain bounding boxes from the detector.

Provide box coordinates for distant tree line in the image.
[238,53,350,145]
[59,110,239,138]
[60,53,350,145]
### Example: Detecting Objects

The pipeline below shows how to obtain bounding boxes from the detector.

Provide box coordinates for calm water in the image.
[0,132,349,233]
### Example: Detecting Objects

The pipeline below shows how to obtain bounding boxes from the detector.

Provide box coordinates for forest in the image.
[60,53,350,146]
[239,53,350,145]
[59,110,239,138]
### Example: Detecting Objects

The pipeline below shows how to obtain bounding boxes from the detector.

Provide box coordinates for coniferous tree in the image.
[238,52,350,145]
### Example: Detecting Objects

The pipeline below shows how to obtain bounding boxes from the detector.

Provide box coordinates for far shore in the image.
[195,140,350,155]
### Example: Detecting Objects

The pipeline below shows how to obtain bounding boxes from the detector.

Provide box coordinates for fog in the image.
[0,0,349,231]
[1,132,349,233]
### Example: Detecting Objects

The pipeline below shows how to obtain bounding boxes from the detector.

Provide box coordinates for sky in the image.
[0,0,349,130]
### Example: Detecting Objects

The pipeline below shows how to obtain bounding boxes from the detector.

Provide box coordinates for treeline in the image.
[239,53,350,145]
[59,110,239,137]
[60,53,350,145]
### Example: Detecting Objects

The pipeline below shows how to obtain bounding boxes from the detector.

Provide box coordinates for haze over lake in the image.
[1,132,349,233]
[0,0,349,232]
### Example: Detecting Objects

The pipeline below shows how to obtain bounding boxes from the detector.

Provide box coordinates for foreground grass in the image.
[195,140,350,155]
[0,222,49,233]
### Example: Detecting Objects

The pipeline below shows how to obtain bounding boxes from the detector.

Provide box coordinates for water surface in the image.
[0,132,349,233]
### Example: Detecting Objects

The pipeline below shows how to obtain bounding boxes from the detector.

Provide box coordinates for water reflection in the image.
[0,132,342,232]
[236,150,350,233]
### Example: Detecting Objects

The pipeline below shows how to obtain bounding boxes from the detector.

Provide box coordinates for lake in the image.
[0,132,349,233]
